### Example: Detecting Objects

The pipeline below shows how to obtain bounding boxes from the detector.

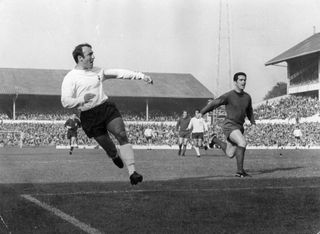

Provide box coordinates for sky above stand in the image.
[1,0,320,102]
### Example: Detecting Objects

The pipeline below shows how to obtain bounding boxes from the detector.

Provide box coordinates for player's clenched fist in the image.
[143,75,153,84]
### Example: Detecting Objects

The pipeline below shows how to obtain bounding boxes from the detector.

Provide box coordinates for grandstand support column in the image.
[12,93,18,120]
[146,99,149,121]
[287,63,290,95]
[318,57,320,99]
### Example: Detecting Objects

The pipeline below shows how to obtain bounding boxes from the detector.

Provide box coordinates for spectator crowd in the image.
[254,96,320,120]
[213,122,320,148]
[0,109,180,122]
[0,95,320,148]
[1,121,320,148]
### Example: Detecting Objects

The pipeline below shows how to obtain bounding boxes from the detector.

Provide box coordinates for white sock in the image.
[119,144,135,175]
[194,146,200,156]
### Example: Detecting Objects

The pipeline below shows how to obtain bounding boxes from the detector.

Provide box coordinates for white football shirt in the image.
[61,67,145,111]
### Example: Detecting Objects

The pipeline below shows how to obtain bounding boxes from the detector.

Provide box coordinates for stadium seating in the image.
[1,95,320,147]
[254,96,319,120]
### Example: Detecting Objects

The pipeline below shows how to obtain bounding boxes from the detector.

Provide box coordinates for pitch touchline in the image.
[22,184,320,197]
[21,195,102,234]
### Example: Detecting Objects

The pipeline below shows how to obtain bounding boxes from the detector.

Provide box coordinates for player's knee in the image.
[238,140,247,148]
[226,151,234,158]
[116,130,128,145]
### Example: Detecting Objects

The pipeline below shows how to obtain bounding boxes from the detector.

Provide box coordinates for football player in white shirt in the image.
[61,43,153,185]
[293,125,302,149]
[144,127,153,150]
[187,109,208,157]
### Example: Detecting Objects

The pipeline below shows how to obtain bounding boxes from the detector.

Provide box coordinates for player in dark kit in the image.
[64,113,81,155]
[176,110,191,156]
[200,72,256,177]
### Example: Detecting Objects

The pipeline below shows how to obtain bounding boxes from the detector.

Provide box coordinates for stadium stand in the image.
[1,62,320,148]
[2,120,320,148]
[0,68,215,148]
[254,95,320,120]
[1,95,320,148]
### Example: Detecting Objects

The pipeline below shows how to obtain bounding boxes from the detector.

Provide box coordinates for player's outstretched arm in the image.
[200,94,228,116]
[186,120,193,131]
[102,69,153,84]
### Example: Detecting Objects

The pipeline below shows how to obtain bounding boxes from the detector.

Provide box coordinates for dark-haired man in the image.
[176,110,191,156]
[64,113,81,155]
[187,109,208,157]
[61,43,153,185]
[200,72,256,177]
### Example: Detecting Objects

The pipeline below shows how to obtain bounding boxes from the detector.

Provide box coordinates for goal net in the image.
[0,131,23,148]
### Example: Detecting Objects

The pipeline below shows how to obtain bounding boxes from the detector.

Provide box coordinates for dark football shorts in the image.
[222,119,244,140]
[80,101,122,138]
[179,130,190,138]
[192,132,204,140]
[67,130,77,139]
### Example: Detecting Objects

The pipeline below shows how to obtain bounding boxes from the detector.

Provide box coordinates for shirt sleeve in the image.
[203,120,208,132]
[187,119,193,130]
[200,93,228,115]
[102,69,145,81]
[176,119,180,131]
[61,76,85,109]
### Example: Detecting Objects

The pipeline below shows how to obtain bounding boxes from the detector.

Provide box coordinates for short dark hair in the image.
[72,43,92,63]
[233,72,247,81]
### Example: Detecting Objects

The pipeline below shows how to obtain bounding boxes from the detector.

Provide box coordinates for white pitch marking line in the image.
[21,195,102,234]
[23,184,320,197]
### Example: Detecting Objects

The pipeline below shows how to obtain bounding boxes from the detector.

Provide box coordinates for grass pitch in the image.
[0,147,319,233]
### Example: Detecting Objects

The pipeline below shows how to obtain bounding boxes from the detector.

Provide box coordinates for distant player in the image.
[176,110,191,156]
[64,113,81,155]
[293,125,302,149]
[200,72,256,177]
[144,126,153,150]
[202,98,214,150]
[61,43,153,185]
[187,109,208,157]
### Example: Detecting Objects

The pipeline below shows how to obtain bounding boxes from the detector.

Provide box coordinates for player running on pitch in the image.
[293,124,302,149]
[61,43,153,185]
[200,72,256,177]
[175,110,191,156]
[64,113,81,155]
[144,126,154,150]
[187,109,208,157]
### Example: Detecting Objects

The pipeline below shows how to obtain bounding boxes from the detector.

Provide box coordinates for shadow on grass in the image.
[249,166,304,175]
